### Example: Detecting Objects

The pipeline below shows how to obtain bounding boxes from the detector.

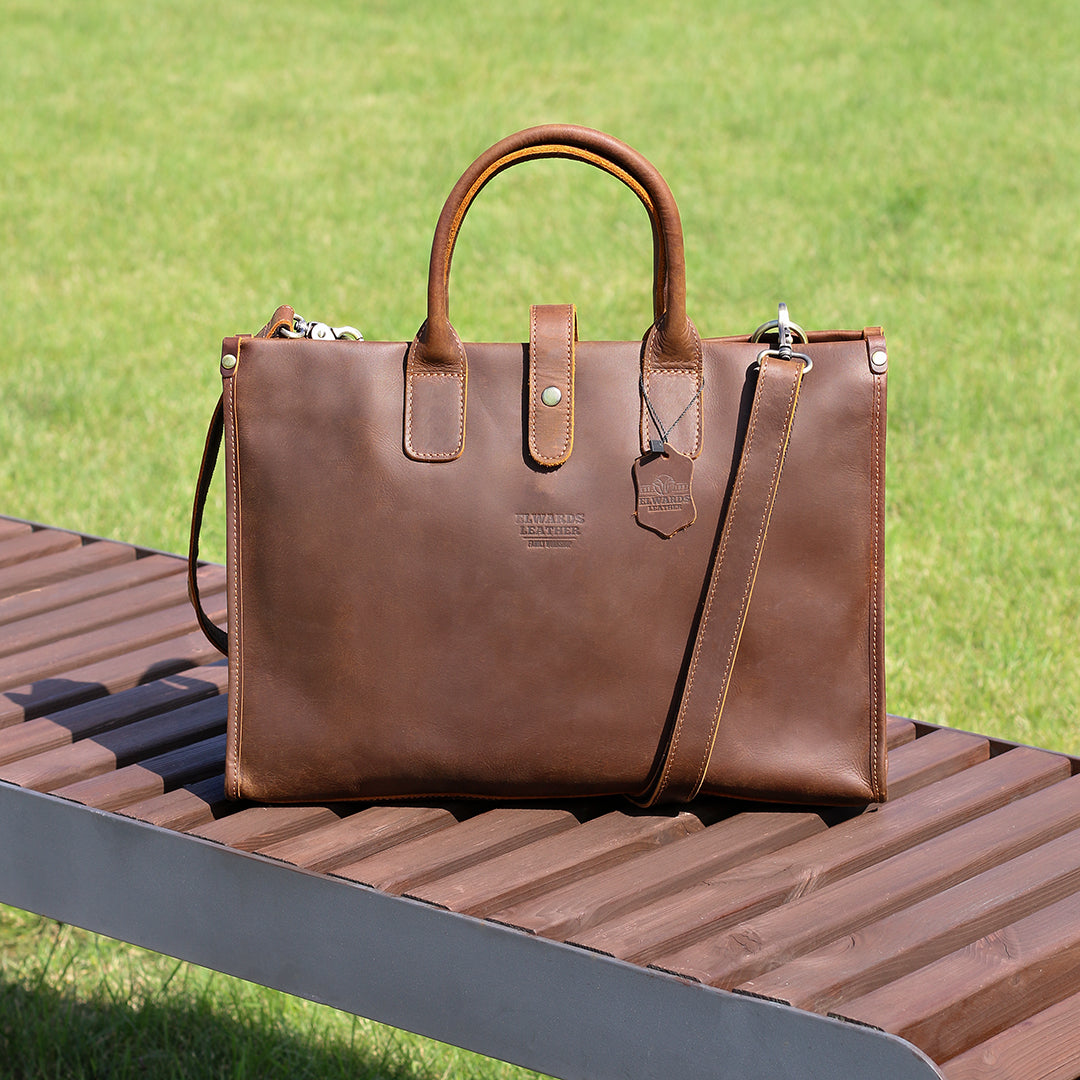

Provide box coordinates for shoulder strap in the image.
[188,310,295,656]
[188,394,228,655]
[639,354,805,805]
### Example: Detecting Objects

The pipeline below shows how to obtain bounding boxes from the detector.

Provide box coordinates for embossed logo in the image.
[636,474,692,515]
[516,512,585,550]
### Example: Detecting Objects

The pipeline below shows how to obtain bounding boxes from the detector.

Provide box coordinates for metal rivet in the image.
[221,354,238,370]
[870,349,887,373]
[541,386,562,407]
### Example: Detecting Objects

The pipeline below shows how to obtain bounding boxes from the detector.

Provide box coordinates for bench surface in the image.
[1,516,1079,1080]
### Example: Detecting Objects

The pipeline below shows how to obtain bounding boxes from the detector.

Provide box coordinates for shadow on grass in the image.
[0,911,536,1080]
[0,975,436,1080]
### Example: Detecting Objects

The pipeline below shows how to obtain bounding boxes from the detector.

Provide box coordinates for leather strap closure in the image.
[528,304,577,467]
[640,355,805,806]
[404,125,703,463]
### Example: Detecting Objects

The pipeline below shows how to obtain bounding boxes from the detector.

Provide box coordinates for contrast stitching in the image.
[560,305,573,457]
[529,306,574,466]
[655,358,799,802]
[225,373,242,799]
[405,370,466,459]
[445,147,660,296]
[689,360,800,799]
[651,362,765,801]
[870,371,884,797]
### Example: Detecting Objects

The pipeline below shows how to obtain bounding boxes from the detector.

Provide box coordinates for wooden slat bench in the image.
[1,515,1079,1080]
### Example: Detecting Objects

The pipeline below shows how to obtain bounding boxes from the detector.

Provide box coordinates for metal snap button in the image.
[541,386,562,407]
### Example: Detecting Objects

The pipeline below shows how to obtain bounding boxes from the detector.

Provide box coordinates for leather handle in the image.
[403,126,703,462]
[421,125,694,362]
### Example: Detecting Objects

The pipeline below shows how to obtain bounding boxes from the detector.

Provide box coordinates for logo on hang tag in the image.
[633,444,696,538]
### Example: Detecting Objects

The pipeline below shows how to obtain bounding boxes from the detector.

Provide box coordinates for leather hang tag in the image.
[633,444,696,538]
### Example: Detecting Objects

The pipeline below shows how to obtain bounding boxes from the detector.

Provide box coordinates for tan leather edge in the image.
[222,354,243,799]
[869,332,889,800]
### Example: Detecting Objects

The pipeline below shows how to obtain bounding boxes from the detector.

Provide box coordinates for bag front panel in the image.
[223,332,883,803]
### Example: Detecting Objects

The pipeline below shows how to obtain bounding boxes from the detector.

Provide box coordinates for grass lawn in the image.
[2,0,1078,1076]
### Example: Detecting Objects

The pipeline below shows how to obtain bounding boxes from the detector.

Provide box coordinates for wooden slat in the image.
[0,553,181,628]
[50,733,227,810]
[333,808,579,894]
[742,826,1080,1014]
[408,810,704,917]
[0,614,227,727]
[649,772,1080,988]
[0,571,225,693]
[568,745,1063,965]
[0,563,200,657]
[885,715,917,748]
[837,891,1080,1063]
[0,696,227,791]
[941,989,1080,1080]
[0,662,228,765]
[884,724,992,799]
[259,805,461,873]
[189,806,341,852]
[118,775,227,830]
[0,540,136,605]
[493,810,828,939]
[0,528,81,569]
[0,519,32,541]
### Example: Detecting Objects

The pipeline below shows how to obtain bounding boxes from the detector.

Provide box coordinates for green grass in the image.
[2,0,1079,1075]
[0,906,533,1080]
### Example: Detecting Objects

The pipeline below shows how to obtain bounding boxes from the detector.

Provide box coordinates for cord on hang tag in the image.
[634,376,704,538]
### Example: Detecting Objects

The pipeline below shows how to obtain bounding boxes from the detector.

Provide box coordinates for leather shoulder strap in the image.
[188,394,228,655]
[639,355,805,806]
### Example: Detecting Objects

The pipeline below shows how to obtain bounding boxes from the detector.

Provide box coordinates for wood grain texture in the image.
[259,805,460,873]
[883,724,992,799]
[51,733,227,810]
[0,540,137,609]
[569,746,1064,964]
[333,808,578,894]
[0,528,81,569]
[742,823,1080,1014]
[650,772,1080,988]
[0,695,227,790]
[407,810,703,916]
[0,662,228,762]
[492,810,826,939]
[0,570,214,660]
[117,775,227,830]
[0,564,225,690]
[836,890,1080,1062]
[190,805,341,851]
[941,989,1080,1080]
[0,622,228,726]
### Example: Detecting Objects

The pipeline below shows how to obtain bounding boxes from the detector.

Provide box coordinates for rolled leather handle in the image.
[413,124,699,370]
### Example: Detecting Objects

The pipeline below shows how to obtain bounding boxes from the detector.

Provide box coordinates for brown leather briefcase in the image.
[189,124,888,806]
